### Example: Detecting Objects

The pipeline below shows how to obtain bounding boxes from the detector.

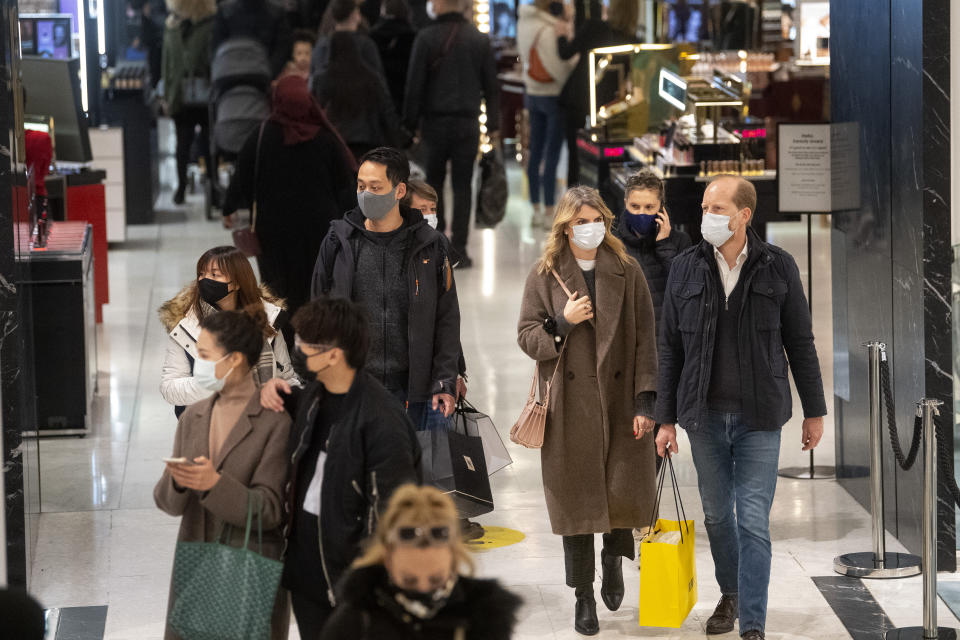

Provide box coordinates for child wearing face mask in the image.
[319,485,521,640]
[159,246,296,417]
[402,179,440,230]
[155,306,292,640]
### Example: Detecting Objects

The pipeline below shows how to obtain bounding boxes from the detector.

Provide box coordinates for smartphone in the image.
[162,457,196,465]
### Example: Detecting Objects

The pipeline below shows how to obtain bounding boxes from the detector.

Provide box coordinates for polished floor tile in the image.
[25,161,957,640]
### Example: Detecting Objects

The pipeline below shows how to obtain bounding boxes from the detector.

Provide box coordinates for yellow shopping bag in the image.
[638,518,697,627]
[638,456,697,628]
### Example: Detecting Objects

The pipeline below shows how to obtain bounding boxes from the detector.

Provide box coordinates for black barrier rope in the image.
[934,417,960,508]
[879,358,924,471]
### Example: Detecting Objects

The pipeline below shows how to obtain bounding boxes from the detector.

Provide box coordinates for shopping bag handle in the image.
[216,492,265,553]
[646,455,690,543]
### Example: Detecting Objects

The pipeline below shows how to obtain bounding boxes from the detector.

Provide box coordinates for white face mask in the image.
[571,221,606,250]
[424,213,438,229]
[700,212,735,248]
[194,353,234,392]
[426,0,437,19]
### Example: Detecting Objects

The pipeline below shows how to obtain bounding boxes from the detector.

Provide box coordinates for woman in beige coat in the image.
[517,186,659,636]
[155,306,292,640]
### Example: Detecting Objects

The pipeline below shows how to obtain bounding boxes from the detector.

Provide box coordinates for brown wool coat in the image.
[154,392,292,640]
[517,244,659,536]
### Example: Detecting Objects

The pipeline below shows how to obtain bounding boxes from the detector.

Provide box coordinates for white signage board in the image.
[778,122,860,213]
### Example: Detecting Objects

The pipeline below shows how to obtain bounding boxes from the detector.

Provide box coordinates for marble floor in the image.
[24,161,960,639]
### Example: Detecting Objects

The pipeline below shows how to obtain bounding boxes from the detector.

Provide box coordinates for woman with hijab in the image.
[224,75,358,323]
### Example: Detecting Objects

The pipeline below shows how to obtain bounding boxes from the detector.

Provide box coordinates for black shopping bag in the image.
[474,149,507,229]
[417,425,494,519]
[452,400,513,476]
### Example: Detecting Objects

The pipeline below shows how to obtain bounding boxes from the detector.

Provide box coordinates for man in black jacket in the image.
[403,0,500,267]
[655,175,826,640]
[308,147,462,424]
[261,297,420,639]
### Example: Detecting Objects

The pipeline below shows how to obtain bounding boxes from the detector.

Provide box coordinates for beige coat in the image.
[518,245,659,536]
[154,392,292,640]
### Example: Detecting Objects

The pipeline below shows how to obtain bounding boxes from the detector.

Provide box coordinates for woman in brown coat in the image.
[517,186,659,636]
[155,307,292,640]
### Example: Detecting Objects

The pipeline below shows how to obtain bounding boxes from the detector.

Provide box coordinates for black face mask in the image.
[548,1,563,16]
[198,278,231,307]
[291,346,316,382]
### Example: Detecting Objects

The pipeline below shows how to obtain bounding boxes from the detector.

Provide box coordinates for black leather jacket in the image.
[654,227,827,432]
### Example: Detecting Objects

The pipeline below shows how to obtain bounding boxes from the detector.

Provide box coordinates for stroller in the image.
[207,37,272,219]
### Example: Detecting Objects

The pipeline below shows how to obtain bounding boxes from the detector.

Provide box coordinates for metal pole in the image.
[833,341,921,578]
[922,399,941,637]
[779,215,835,480]
[869,342,886,566]
[884,399,957,640]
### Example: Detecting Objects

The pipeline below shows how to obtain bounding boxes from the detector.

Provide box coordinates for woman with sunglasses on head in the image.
[155,306,292,640]
[160,246,296,417]
[517,185,659,636]
[319,484,521,640]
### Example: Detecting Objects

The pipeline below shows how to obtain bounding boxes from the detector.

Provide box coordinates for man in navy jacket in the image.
[655,175,826,640]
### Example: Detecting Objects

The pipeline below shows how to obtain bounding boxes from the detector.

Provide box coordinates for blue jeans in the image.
[525,94,564,207]
[687,412,781,635]
[408,402,452,431]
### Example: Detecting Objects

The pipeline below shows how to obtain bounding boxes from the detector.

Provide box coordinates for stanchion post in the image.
[833,341,921,579]
[869,341,886,567]
[885,398,957,640]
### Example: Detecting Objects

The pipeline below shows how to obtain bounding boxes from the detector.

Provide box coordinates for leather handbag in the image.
[232,122,266,258]
[527,27,554,84]
[510,270,572,448]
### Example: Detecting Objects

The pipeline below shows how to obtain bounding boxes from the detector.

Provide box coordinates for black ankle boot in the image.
[600,549,624,611]
[173,185,186,205]
[706,594,738,634]
[574,586,599,636]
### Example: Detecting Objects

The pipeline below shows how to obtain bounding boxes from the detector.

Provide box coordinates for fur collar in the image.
[336,565,522,637]
[158,284,284,333]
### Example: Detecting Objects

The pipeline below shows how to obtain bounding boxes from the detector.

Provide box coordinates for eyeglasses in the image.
[390,526,451,547]
[294,336,334,354]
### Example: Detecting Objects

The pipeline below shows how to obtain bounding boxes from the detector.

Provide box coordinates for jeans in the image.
[422,115,480,254]
[687,411,781,634]
[173,107,211,193]
[525,94,564,207]
[408,401,451,431]
[562,528,634,589]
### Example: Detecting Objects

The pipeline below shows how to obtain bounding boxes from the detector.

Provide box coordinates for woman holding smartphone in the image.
[155,306,292,640]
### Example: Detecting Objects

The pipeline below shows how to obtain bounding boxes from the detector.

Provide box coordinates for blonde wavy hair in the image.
[354,485,475,575]
[538,186,632,274]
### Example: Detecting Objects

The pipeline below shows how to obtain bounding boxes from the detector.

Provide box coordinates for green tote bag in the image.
[169,493,283,640]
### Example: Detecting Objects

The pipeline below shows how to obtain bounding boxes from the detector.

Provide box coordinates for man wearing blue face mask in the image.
[613,169,691,331]
[654,175,826,640]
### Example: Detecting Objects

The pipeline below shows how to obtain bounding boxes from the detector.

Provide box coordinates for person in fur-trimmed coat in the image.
[159,246,296,417]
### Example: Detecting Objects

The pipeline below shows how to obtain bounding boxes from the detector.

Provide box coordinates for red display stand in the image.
[65,176,109,323]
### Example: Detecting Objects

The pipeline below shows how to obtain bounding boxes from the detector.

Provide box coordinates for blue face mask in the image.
[625,211,658,236]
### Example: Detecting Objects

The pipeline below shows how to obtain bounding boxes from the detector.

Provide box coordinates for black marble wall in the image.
[1,0,40,587]
[831,0,955,568]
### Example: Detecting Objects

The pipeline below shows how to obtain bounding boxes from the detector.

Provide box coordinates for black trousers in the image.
[173,107,212,192]
[421,115,480,254]
[291,591,334,640]
[562,528,635,589]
